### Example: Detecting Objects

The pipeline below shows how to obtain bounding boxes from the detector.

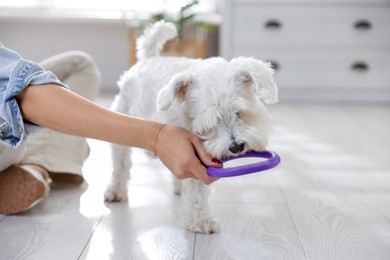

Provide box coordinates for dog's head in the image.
[156,57,278,159]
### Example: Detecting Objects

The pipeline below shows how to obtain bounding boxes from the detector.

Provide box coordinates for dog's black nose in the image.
[229,141,245,154]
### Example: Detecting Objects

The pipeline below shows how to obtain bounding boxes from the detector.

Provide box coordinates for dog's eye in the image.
[236,112,241,119]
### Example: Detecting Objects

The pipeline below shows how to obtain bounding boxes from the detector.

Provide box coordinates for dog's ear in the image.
[156,72,193,111]
[236,71,254,86]
[230,57,278,105]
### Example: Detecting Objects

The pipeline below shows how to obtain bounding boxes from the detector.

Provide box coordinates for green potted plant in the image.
[128,0,213,65]
[151,0,212,40]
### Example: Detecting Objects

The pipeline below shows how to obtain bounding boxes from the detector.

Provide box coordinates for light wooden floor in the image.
[1,94,389,260]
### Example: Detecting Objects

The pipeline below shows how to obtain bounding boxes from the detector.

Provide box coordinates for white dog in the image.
[104,21,278,233]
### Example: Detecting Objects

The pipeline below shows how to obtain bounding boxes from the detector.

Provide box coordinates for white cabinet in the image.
[219,0,390,101]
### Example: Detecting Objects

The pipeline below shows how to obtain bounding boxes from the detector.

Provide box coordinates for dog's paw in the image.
[104,186,128,202]
[186,218,220,234]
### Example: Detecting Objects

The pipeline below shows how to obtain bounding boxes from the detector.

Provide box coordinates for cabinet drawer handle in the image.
[351,61,369,72]
[269,60,280,71]
[265,20,282,29]
[354,19,372,30]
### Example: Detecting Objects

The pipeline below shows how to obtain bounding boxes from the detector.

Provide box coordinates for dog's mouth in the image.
[203,140,255,159]
[218,145,250,160]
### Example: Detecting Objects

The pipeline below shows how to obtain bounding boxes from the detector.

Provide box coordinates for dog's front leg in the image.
[104,144,132,202]
[181,179,220,233]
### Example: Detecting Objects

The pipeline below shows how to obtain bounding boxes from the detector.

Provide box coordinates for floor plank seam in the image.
[77,209,110,260]
[192,233,197,260]
[277,175,309,260]
[211,201,285,206]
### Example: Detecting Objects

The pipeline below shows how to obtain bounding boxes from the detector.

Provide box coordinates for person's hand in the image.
[154,125,222,184]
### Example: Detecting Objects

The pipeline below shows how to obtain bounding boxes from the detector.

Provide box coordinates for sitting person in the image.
[0,43,221,215]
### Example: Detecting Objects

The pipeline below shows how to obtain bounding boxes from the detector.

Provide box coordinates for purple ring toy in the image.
[207,150,281,178]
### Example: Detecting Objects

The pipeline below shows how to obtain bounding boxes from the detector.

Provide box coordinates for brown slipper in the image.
[49,172,84,185]
[0,165,51,215]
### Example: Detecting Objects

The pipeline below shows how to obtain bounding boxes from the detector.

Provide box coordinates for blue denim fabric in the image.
[0,43,66,148]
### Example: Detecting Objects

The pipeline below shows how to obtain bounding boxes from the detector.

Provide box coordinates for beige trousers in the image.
[0,51,101,178]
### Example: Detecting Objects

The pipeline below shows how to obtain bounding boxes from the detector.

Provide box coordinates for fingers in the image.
[188,135,222,184]
[191,161,220,185]
[156,125,222,185]
[172,151,219,185]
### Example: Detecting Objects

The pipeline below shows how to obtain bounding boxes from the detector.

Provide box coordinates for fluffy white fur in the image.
[104,21,278,233]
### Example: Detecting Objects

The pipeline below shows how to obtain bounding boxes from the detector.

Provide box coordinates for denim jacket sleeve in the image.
[0,43,67,148]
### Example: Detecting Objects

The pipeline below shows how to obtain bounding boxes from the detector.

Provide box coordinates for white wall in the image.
[0,18,129,90]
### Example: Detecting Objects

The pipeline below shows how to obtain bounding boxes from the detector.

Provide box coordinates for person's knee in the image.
[71,51,100,78]
[63,50,101,100]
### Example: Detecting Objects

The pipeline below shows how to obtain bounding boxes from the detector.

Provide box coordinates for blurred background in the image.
[0,0,389,103]
[1,3,390,258]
